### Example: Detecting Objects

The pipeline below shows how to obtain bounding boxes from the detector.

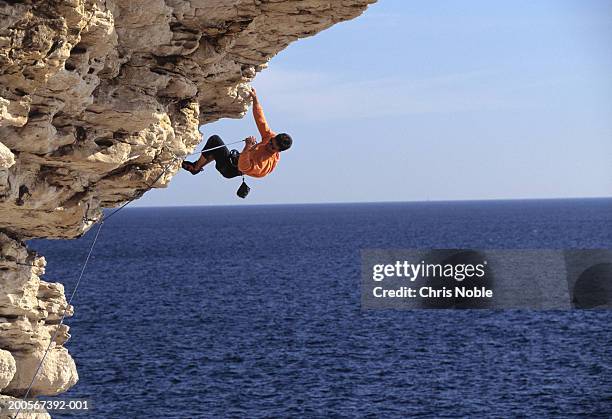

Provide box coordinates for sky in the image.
[136,0,612,206]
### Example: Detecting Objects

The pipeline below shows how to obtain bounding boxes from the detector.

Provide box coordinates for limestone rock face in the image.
[0,0,374,409]
[0,233,77,400]
[0,0,375,239]
[0,350,16,391]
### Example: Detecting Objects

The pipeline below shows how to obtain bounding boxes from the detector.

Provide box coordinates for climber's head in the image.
[268,133,292,153]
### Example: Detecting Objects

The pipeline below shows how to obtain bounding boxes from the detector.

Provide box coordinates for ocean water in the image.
[29,199,612,418]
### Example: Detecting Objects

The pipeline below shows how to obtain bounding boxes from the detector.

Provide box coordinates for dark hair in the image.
[274,133,292,151]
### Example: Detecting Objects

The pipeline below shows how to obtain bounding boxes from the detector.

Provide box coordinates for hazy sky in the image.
[136,0,612,206]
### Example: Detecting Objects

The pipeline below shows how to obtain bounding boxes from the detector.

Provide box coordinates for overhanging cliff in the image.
[0,0,374,414]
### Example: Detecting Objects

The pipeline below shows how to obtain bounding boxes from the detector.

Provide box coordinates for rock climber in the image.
[181,87,293,181]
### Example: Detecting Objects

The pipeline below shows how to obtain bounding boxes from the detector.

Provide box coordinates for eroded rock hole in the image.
[94,138,114,148]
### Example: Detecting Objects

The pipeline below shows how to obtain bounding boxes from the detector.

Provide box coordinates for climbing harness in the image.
[228,149,250,199]
[11,137,247,418]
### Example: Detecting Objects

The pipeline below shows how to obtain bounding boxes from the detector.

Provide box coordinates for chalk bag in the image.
[237,176,250,199]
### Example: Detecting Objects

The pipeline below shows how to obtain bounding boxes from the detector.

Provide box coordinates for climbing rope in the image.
[107,138,246,220]
[11,137,246,418]
[103,137,246,221]
[7,138,248,263]
[11,222,104,419]
[185,138,247,157]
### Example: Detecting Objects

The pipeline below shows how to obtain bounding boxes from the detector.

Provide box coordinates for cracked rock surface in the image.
[0,0,374,410]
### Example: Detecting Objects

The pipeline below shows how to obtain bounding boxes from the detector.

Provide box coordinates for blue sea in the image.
[29,199,612,418]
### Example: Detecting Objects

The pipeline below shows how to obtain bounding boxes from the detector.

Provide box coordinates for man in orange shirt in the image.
[181,88,292,181]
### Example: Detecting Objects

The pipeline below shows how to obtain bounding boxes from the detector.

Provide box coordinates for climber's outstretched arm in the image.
[249,87,274,139]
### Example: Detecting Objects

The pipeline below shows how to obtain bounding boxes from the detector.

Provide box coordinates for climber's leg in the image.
[192,152,212,171]
[182,135,241,178]
[204,136,241,178]
[195,134,228,171]
[214,152,242,179]
[181,134,225,174]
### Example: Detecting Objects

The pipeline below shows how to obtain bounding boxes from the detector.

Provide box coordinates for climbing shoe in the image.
[181,160,199,175]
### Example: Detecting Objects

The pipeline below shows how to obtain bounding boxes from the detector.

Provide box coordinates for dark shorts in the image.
[202,135,242,179]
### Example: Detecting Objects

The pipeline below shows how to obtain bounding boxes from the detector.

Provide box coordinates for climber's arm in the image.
[238,136,256,173]
[249,88,273,139]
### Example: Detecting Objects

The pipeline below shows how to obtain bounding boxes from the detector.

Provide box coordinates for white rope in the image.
[184,138,247,157]
[12,222,104,419]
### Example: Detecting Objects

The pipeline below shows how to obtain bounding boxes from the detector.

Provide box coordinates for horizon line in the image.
[126,195,612,210]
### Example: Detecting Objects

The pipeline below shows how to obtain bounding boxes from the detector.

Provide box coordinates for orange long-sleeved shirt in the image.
[238,102,279,178]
